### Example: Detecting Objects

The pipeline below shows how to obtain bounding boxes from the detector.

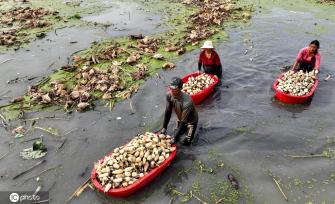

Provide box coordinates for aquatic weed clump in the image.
[209,180,240,203]
[165,151,253,203]
[316,0,335,4]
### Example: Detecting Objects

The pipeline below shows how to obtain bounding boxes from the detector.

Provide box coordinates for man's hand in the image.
[160,128,167,135]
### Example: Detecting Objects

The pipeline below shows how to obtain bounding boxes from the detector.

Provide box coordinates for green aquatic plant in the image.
[286,148,335,159]
[68,13,81,19]
[210,180,240,204]
[166,151,253,203]
[177,167,193,177]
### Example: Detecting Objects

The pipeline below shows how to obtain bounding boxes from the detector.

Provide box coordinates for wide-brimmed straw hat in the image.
[201,40,214,49]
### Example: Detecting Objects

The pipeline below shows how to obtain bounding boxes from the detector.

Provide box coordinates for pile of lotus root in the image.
[276,70,317,96]
[0,7,59,46]
[183,0,239,45]
[28,65,126,111]
[0,29,18,46]
[94,132,176,191]
[182,73,215,95]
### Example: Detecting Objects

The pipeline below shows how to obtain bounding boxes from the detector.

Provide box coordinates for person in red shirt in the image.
[292,40,321,73]
[198,40,222,77]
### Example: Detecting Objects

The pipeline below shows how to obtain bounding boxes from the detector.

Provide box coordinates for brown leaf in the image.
[102,93,112,100]
[77,102,90,112]
[12,126,26,134]
[11,96,24,103]
[153,53,164,60]
[41,94,51,104]
[176,47,186,55]
[127,55,137,64]
[130,34,143,39]
[162,62,176,69]
[80,92,90,102]
[165,46,179,52]
[70,91,80,99]
[60,65,77,72]
[73,55,82,62]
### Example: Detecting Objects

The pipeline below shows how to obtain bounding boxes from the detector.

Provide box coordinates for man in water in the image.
[160,77,198,146]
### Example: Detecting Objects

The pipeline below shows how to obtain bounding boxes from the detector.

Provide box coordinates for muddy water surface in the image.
[1,0,335,204]
[83,1,162,35]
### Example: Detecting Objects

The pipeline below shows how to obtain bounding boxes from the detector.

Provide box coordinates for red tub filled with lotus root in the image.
[91,132,177,197]
[181,72,219,104]
[273,70,319,104]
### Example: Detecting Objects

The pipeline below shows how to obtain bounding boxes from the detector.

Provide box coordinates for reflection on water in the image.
[270,97,312,114]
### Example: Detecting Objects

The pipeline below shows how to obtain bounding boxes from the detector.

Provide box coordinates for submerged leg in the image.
[183,122,198,146]
[173,121,186,144]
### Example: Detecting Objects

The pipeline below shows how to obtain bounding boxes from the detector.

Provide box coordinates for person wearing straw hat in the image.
[160,77,198,146]
[198,40,222,77]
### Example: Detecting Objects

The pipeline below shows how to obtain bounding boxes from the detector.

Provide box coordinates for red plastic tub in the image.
[91,144,176,197]
[181,72,219,105]
[272,74,319,104]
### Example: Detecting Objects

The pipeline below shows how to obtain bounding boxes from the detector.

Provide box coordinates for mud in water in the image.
[1,0,335,204]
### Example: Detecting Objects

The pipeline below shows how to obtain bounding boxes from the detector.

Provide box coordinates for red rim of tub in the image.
[181,72,219,104]
[91,144,177,197]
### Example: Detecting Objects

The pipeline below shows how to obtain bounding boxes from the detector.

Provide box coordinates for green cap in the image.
[170,77,183,89]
